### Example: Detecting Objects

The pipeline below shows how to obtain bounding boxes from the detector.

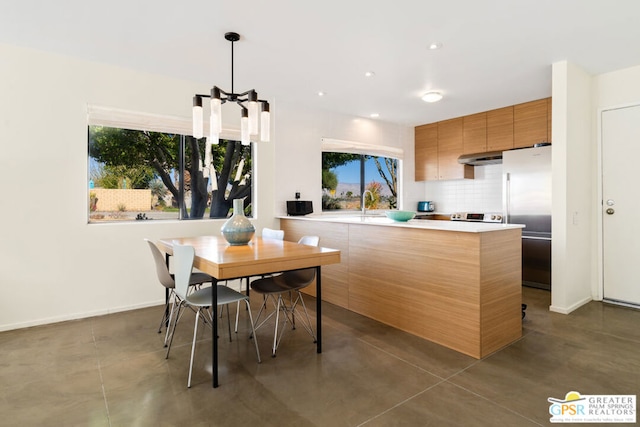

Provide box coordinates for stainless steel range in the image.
[450,212,503,223]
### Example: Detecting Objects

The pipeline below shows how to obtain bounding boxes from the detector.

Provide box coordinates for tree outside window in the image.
[88,126,251,222]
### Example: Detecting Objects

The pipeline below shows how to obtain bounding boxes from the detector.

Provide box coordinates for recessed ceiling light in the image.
[318,91,326,97]
[421,91,443,103]
[370,113,380,118]
[365,71,376,78]
[428,42,443,50]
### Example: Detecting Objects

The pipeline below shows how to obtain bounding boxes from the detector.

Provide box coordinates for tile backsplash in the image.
[423,164,503,213]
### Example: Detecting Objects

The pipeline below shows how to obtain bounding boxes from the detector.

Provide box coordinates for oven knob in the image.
[495,215,502,221]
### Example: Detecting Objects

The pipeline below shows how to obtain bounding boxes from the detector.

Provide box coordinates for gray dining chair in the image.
[145,238,212,346]
[166,243,261,388]
[250,235,319,357]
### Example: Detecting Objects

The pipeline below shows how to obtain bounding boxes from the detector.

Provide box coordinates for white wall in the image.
[272,102,416,216]
[548,62,640,313]
[549,61,594,313]
[0,43,412,331]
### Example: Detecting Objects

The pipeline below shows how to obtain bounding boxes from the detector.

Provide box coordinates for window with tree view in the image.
[322,152,398,211]
[88,126,252,222]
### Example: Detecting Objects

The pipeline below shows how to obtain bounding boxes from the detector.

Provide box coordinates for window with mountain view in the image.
[321,152,398,212]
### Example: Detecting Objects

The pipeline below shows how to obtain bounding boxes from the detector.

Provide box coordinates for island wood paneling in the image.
[479,229,522,355]
[348,224,482,357]
[280,218,522,358]
[279,219,349,308]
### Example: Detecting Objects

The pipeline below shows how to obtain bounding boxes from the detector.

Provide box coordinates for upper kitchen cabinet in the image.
[415,123,438,181]
[487,106,514,151]
[514,98,549,148]
[463,112,487,154]
[438,118,474,180]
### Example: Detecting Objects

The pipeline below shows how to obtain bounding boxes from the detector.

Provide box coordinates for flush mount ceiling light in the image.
[192,31,270,146]
[317,91,326,97]
[364,71,376,78]
[428,42,443,50]
[421,91,443,103]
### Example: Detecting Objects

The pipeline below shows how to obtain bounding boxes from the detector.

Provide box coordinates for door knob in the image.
[606,208,615,215]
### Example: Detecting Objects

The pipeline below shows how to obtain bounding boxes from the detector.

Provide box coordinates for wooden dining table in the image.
[156,235,341,387]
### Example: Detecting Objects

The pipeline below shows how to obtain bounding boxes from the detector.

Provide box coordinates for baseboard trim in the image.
[0,299,164,332]
[549,296,592,314]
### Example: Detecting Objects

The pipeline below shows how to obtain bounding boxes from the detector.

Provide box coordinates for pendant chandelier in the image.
[192,32,270,145]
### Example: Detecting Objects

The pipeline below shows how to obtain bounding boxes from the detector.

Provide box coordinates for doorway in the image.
[601,104,640,306]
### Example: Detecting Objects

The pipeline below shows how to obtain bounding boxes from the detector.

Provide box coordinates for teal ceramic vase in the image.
[221,199,255,245]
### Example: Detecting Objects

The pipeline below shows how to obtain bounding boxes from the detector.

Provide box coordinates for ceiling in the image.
[2,0,640,126]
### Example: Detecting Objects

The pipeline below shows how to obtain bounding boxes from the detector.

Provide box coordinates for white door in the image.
[602,104,640,306]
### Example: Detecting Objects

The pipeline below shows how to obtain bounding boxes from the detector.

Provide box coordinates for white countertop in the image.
[278,214,524,233]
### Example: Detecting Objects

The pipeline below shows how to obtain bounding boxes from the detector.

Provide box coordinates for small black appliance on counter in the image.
[286,200,313,216]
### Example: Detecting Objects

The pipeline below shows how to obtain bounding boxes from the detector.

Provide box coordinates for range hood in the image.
[457,150,503,166]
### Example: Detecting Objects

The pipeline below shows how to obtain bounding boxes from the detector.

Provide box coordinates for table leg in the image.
[316,266,322,354]
[212,278,219,388]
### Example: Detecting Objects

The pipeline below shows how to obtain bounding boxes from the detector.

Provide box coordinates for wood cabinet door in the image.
[415,123,438,181]
[514,99,548,148]
[547,97,552,143]
[463,112,487,154]
[487,106,514,151]
[438,118,472,180]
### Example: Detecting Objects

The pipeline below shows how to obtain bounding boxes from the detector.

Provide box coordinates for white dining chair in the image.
[165,244,261,388]
[250,235,319,356]
[145,238,212,346]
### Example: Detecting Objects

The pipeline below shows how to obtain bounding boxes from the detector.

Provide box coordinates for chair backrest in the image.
[298,235,320,246]
[262,227,285,240]
[145,239,175,289]
[278,235,320,289]
[173,244,196,300]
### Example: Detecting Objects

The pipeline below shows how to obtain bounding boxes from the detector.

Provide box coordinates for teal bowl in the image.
[385,210,416,222]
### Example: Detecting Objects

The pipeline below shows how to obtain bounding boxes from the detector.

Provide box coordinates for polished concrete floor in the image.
[1,287,639,426]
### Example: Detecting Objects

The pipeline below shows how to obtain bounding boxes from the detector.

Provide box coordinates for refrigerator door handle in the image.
[505,172,511,224]
[522,235,552,241]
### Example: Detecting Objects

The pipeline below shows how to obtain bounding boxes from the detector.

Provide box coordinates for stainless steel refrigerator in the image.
[503,145,552,290]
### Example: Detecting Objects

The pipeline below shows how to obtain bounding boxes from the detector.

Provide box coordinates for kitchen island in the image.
[278,215,524,359]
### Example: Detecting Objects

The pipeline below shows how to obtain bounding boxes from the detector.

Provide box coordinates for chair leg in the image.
[158,287,171,333]
[244,299,261,363]
[165,302,185,359]
[292,291,317,342]
[187,307,201,388]
[272,295,282,357]
[163,292,179,347]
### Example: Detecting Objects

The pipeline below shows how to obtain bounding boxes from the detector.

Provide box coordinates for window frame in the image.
[87,105,252,223]
[321,138,403,212]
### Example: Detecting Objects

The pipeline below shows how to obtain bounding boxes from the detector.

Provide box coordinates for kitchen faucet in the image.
[362,190,373,215]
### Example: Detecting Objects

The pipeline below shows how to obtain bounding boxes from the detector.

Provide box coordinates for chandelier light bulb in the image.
[192,96,204,139]
[210,94,222,134]
[241,109,250,145]
[248,90,259,136]
[260,102,270,142]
